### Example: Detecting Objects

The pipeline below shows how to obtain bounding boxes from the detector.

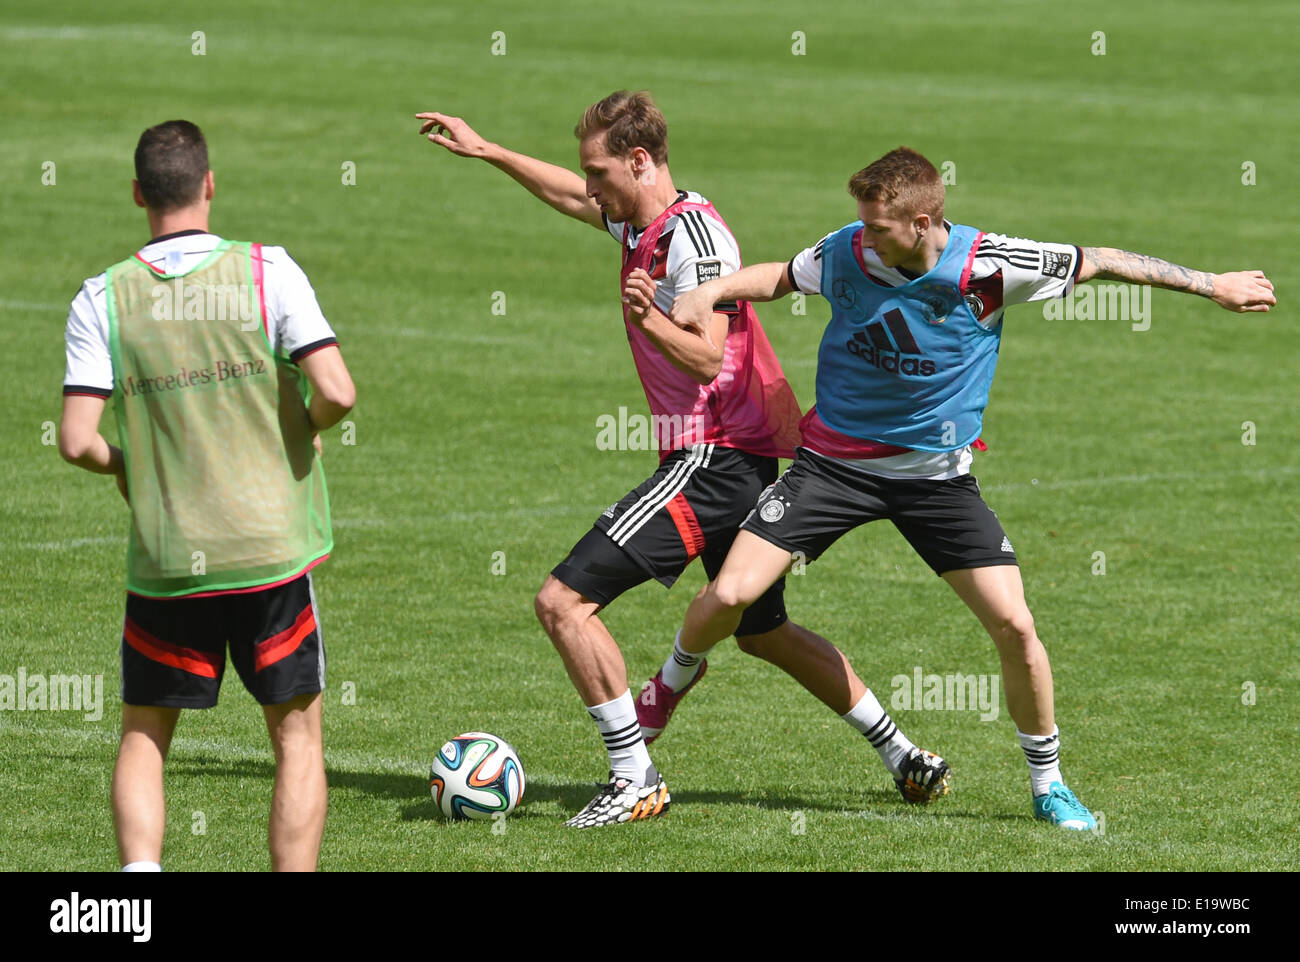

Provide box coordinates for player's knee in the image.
[990,609,1037,650]
[534,578,584,634]
[533,583,563,631]
[265,694,323,760]
[710,577,757,613]
[734,628,777,659]
[273,729,323,768]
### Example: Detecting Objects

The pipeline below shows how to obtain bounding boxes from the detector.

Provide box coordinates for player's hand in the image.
[416,111,491,159]
[1211,270,1276,312]
[622,269,657,326]
[114,471,129,505]
[313,433,323,458]
[669,286,717,338]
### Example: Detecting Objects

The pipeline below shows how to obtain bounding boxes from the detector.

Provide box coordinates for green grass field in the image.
[2,0,1297,872]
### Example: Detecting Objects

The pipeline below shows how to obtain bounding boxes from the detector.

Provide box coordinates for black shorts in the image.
[739,448,1018,575]
[121,572,326,708]
[551,443,788,637]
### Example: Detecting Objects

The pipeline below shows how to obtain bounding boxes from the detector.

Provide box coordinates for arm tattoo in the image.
[1081,247,1214,297]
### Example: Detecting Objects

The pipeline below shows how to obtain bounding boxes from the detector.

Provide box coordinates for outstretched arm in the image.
[1077,247,1275,312]
[668,261,791,335]
[416,111,603,229]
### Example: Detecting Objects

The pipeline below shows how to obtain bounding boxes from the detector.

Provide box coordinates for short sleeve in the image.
[977,234,1082,306]
[602,213,627,245]
[63,276,113,396]
[787,231,836,296]
[261,246,338,362]
[664,209,742,315]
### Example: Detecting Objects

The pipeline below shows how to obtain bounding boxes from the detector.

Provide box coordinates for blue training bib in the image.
[814,223,999,452]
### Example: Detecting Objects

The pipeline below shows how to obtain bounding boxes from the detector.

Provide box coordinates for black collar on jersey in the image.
[145,228,211,246]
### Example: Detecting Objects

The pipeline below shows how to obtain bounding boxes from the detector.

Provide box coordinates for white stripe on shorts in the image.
[606,443,714,546]
[306,571,325,690]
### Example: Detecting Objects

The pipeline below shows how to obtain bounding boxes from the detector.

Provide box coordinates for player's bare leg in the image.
[112,704,180,869]
[535,575,668,827]
[941,565,1053,734]
[735,620,865,715]
[649,530,950,803]
[263,692,326,871]
[534,575,629,706]
[942,564,1095,828]
[679,530,793,653]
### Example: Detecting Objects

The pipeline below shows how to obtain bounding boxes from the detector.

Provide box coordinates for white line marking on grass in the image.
[0,299,65,311]
[0,25,173,41]
[982,463,1299,493]
[0,535,126,552]
[334,504,594,527]
[9,722,426,776]
[331,465,1299,529]
[2,505,594,550]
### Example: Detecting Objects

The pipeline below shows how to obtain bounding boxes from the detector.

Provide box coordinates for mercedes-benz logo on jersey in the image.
[964,292,985,319]
[832,279,856,309]
[759,498,786,523]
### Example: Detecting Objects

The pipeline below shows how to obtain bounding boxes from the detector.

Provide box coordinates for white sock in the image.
[1018,726,1063,796]
[660,629,709,692]
[841,690,916,776]
[587,690,656,786]
[121,860,161,872]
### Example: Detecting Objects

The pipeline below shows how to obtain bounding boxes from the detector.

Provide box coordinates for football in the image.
[429,731,525,821]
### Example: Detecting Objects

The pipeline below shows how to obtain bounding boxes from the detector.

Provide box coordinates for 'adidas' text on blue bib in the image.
[814,222,999,452]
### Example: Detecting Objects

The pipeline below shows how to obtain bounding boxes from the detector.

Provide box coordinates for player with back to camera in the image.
[60,120,356,869]
[417,93,954,828]
[653,145,1275,829]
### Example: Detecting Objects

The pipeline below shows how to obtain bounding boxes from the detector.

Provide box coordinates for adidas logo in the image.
[845,308,937,377]
[1001,536,1014,553]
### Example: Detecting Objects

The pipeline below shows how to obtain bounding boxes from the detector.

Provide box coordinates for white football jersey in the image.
[64,231,337,397]
[604,190,744,318]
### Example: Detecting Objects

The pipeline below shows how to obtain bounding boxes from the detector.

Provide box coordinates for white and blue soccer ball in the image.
[429,732,525,821]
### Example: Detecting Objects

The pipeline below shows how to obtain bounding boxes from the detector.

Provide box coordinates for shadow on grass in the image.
[167,758,423,802]
[164,760,1024,823]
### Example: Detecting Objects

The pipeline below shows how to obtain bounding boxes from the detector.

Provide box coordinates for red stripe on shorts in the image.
[665,493,706,560]
[123,618,221,678]
[254,604,316,672]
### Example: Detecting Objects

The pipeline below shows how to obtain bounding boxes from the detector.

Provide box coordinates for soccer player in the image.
[417,94,952,827]
[60,120,356,870]
[658,146,1275,830]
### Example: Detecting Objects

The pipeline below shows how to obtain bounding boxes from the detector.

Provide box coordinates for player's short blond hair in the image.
[847,147,944,224]
[574,91,669,166]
